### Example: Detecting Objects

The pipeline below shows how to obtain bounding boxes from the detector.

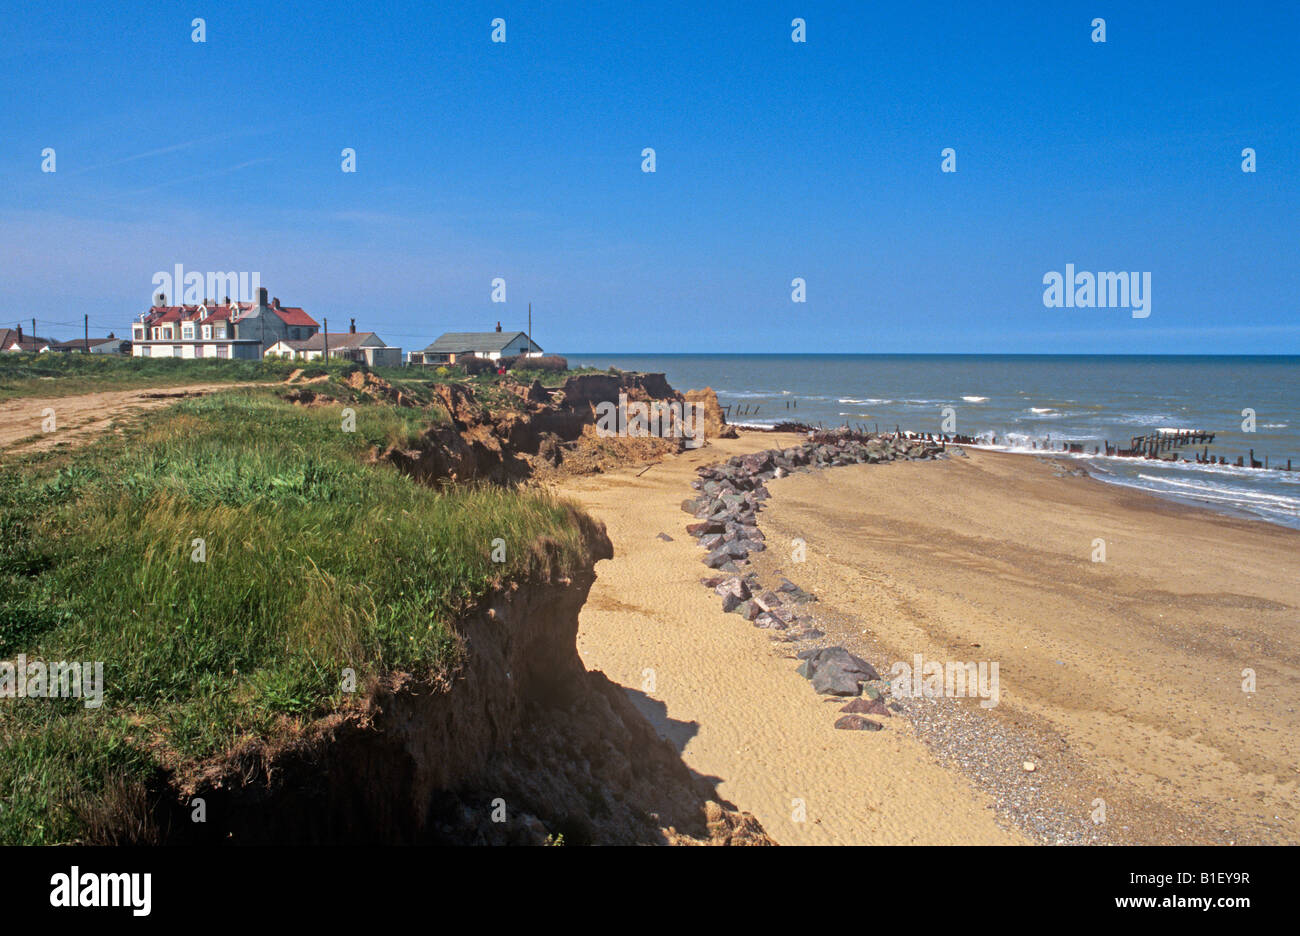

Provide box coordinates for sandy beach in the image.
[557,435,1300,845]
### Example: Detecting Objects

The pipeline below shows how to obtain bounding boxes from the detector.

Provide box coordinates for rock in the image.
[753,612,786,630]
[800,646,881,696]
[795,660,812,679]
[1023,762,1037,772]
[754,591,782,612]
[713,576,749,599]
[839,697,891,717]
[686,520,726,535]
[834,715,884,731]
[697,533,724,550]
[656,532,674,542]
[700,576,726,588]
[680,498,702,514]
[732,599,760,621]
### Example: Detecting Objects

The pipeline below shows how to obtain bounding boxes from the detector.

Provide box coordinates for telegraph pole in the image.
[323,318,329,361]
[528,302,532,354]
[84,314,88,352]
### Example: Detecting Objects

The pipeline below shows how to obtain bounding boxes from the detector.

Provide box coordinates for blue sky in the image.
[1,1,1296,353]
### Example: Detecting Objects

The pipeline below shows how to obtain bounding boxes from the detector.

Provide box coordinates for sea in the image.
[567,354,1300,530]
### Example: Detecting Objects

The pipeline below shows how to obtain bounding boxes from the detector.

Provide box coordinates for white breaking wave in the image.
[962,396,988,403]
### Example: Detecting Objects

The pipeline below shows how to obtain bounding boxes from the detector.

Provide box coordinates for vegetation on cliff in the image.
[0,385,603,844]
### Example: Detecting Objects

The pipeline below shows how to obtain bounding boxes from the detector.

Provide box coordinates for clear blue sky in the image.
[1,1,1296,353]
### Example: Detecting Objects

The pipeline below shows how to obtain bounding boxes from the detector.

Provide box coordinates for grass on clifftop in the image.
[0,352,607,403]
[0,387,600,844]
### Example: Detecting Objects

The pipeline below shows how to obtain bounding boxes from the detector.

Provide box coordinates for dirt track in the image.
[0,384,245,458]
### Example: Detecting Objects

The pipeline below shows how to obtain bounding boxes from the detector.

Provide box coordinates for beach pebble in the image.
[656,532,673,542]
[834,715,884,731]
[1023,762,1037,772]
[840,697,891,717]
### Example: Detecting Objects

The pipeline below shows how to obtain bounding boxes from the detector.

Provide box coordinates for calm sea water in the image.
[568,354,1300,530]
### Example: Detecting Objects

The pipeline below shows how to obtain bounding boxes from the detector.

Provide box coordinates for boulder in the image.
[799,646,881,696]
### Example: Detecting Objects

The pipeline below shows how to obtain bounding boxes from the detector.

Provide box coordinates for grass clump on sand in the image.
[0,387,600,844]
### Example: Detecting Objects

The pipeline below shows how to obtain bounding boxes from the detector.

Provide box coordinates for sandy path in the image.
[556,434,1024,845]
[0,384,250,457]
[757,449,1300,844]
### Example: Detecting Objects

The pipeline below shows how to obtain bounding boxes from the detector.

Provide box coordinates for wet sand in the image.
[755,447,1300,844]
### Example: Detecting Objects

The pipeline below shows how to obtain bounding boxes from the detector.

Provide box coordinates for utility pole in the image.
[32,318,36,340]
[84,314,88,352]
[323,318,328,362]
[528,302,532,355]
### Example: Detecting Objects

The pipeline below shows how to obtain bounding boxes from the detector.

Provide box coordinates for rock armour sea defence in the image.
[685,429,945,729]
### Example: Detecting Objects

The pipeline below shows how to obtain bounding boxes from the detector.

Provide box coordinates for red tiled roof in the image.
[140,299,317,329]
[271,306,318,327]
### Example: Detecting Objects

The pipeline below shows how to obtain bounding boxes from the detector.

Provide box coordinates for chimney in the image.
[272,297,281,309]
[495,321,502,332]
[224,295,231,306]
[107,331,114,339]
[16,324,21,340]
[349,318,356,334]
[257,287,268,307]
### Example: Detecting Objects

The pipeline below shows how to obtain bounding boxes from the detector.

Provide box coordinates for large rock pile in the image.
[682,430,944,729]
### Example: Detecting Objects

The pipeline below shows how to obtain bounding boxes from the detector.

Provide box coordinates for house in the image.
[266,321,401,367]
[49,334,129,354]
[130,287,318,359]
[413,323,542,365]
[1,327,52,353]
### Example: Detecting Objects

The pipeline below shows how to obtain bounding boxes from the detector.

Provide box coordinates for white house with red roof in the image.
[131,287,318,359]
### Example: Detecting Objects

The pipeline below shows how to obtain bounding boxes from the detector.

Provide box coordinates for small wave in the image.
[962,396,988,403]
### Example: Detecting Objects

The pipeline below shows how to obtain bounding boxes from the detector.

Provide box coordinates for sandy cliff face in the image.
[118,516,768,845]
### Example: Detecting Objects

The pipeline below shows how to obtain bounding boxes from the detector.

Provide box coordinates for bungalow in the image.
[1,327,52,353]
[266,322,401,367]
[131,287,318,359]
[412,323,542,365]
[49,334,129,354]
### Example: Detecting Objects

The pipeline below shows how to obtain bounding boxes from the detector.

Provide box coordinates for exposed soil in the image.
[0,384,253,457]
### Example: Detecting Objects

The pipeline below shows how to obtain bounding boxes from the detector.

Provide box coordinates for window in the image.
[215,326,226,339]
[182,325,194,340]
[216,344,229,359]
[173,345,183,357]
[140,345,151,357]
[202,325,211,340]
[133,325,144,340]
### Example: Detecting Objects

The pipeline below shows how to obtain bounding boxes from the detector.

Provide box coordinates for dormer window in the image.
[202,325,212,340]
